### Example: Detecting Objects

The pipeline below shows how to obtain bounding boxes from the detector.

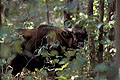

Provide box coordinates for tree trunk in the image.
[88,0,93,15]
[87,0,95,65]
[76,0,79,11]
[87,0,96,77]
[0,0,2,27]
[65,0,73,7]
[64,0,73,21]
[107,0,116,22]
[97,0,104,64]
[113,0,120,79]
[45,0,49,24]
[0,0,2,79]
[108,0,120,80]
[107,0,111,22]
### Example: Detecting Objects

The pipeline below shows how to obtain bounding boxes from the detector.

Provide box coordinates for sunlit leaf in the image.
[109,48,116,53]
[59,0,63,1]
[56,62,69,71]
[41,22,46,24]
[50,50,58,56]
[96,23,104,29]
[12,40,22,53]
[0,44,10,58]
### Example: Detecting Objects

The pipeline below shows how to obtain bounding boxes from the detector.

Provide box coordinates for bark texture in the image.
[0,0,1,27]
[45,0,49,24]
[108,0,120,80]
[87,0,95,66]
[87,0,96,77]
[114,0,120,79]
[97,0,104,64]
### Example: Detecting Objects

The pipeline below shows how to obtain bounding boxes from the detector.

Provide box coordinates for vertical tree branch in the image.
[65,0,73,6]
[0,0,2,79]
[97,0,104,64]
[0,0,2,27]
[114,0,120,79]
[87,0,95,65]
[76,0,79,11]
[107,0,112,22]
[87,0,96,77]
[107,0,116,22]
[64,0,73,28]
[45,0,49,24]
[64,0,73,20]
[88,0,93,16]
[108,0,120,79]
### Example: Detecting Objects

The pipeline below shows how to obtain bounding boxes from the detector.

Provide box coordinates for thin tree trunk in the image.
[76,0,79,11]
[64,0,73,28]
[45,0,49,24]
[106,0,115,62]
[0,0,2,27]
[87,0,95,65]
[97,0,104,64]
[111,0,116,13]
[65,0,73,6]
[107,0,111,22]
[88,0,93,15]
[87,0,96,77]
[96,0,104,77]
[0,1,2,79]
[64,0,73,20]
[107,0,116,22]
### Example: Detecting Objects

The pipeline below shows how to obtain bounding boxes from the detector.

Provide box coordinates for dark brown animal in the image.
[67,24,88,47]
[16,28,37,41]
[11,24,87,75]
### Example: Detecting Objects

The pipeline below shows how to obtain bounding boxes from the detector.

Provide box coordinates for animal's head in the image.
[16,29,37,41]
[66,24,88,48]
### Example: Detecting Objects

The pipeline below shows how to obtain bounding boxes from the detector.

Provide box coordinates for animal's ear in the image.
[61,31,72,39]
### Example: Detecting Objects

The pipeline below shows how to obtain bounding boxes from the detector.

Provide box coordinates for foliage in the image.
[0,0,115,80]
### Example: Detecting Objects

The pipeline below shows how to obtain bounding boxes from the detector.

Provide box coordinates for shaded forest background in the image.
[0,0,118,80]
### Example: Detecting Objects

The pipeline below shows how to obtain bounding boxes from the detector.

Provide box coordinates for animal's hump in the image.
[37,24,63,33]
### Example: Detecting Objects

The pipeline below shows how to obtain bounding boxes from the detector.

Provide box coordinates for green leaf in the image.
[12,40,22,53]
[56,75,68,80]
[42,22,46,24]
[56,62,69,71]
[59,0,63,1]
[53,59,59,63]
[50,50,58,56]
[0,44,11,58]
[47,31,56,39]
[24,76,32,80]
